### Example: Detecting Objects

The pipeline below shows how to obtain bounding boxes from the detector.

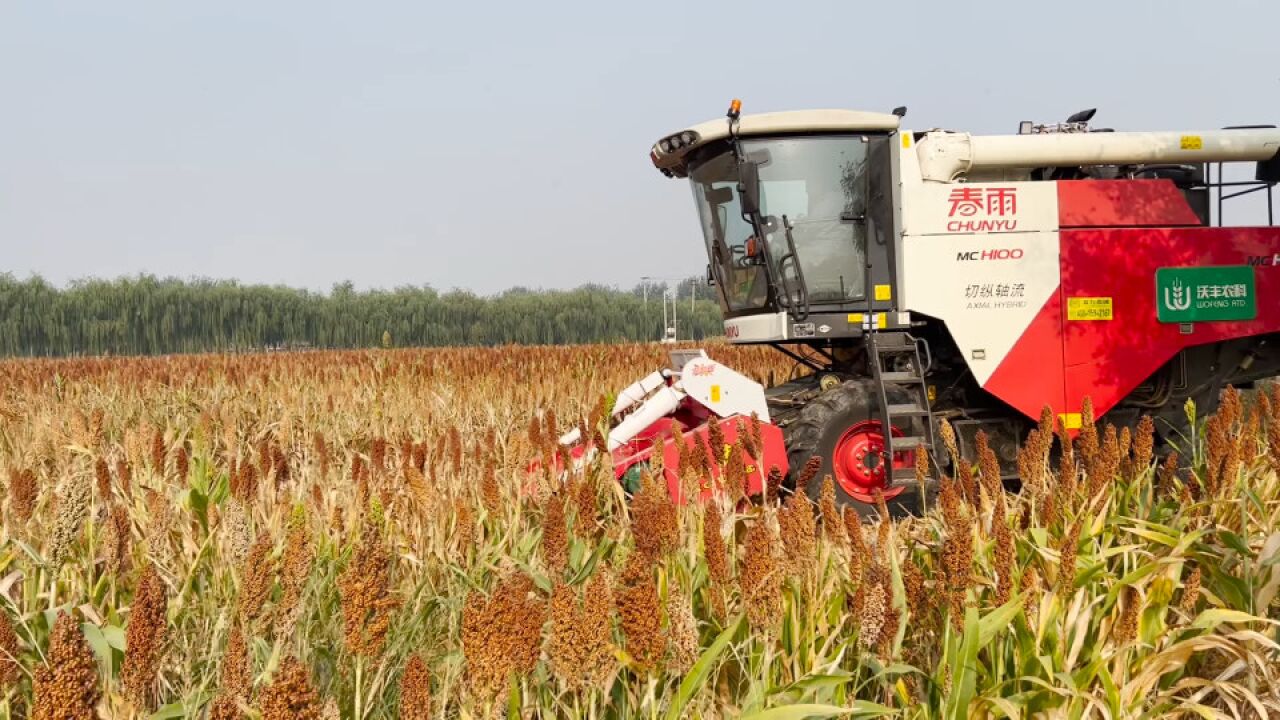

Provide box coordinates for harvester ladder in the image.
[865,328,935,487]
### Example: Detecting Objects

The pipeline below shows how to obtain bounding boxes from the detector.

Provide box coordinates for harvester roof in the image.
[650,109,901,178]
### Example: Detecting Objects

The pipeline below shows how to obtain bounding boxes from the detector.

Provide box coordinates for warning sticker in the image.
[1067,297,1113,321]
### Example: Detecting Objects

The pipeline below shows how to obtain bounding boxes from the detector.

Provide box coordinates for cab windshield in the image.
[689,135,871,312]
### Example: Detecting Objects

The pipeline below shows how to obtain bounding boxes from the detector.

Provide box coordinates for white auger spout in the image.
[917,127,1280,182]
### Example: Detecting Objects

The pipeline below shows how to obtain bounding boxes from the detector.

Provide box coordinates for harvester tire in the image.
[784,379,925,519]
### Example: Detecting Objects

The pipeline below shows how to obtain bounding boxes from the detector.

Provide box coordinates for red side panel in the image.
[1059,227,1280,419]
[983,292,1068,422]
[1058,180,1202,228]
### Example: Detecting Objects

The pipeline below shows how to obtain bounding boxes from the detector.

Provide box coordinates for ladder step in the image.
[880,371,922,383]
[873,333,914,350]
[889,436,928,450]
[886,403,930,417]
[892,467,923,482]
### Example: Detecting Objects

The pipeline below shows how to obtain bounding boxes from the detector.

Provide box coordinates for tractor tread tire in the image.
[784,379,924,518]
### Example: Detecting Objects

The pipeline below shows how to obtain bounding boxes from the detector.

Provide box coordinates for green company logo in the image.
[1156,265,1257,323]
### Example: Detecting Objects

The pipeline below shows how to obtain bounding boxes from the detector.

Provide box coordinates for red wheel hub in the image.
[832,420,913,503]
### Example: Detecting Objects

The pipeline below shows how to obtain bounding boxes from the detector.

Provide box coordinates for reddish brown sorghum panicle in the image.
[452,497,474,562]
[992,493,1015,606]
[370,436,387,475]
[0,609,19,688]
[739,515,782,631]
[256,657,320,720]
[221,627,251,703]
[1114,586,1140,644]
[974,431,1001,505]
[151,428,166,472]
[548,571,615,689]
[706,420,726,475]
[175,444,189,480]
[1180,565,1201,614]
[207,695,241,720]
[797,456,822,495]
[845,507,869,582]
[703,502,730,585]
[313,433,330,477]
[237,536,275,626]
[548,574,615,687]
[766,465,784,504]
[615,563,665,673]
[276,509,313,641]
[902,557,926,621]
[398,654,432,719]
[31,612,101,720]
[9,467,38,524]
[777,492,816,581]
[939,476,974,629]
[122,565,168,707]
[461,572,548,699]
[102,502,132,575]
[1059,517,1083,592]
[572,472,598,536]
[480,473,501,516]
[631,472,677,562]
[542,492,568,577]
[1059,434,1078,500]
[819,476,848,547]
[338,519,398,658]
[1021,564,1042,628]
[858,562,889,650]
[548,582,586,687]
[115,458,133,497]
[938,419,960,465]
[94,458,112,502]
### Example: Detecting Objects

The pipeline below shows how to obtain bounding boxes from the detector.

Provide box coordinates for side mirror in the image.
[738,160,761,216]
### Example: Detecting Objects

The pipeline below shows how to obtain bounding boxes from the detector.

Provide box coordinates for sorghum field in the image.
[0,345,1278,719]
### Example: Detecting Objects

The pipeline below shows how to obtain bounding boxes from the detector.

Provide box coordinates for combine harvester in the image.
[562,102,1280,514]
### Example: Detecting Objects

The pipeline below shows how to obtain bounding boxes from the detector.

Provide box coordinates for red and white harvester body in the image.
[566,103,1280,513]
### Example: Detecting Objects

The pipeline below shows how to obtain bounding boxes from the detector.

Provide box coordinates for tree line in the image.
[0,274,725,357]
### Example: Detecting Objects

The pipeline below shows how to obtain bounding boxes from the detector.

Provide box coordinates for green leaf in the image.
[768,673,854,700]
[739,702,894,720]
[944,608,981,720]
[1125,526,1180,547]
[102,624,127,651]
[81,622,112,673]
[666,615,743,720]
[1218,531,1253,558]
[567,539,612,585]
[507,675,521,719]
[978,593,1022,647]
[149,702,193,720]
[1097,662,1121,717]
[1191,608,1267,629]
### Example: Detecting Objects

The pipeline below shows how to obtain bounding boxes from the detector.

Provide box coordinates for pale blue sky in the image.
[1,0,1276,294]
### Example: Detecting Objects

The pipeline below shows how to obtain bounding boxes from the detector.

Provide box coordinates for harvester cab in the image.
[558,101,1280,516]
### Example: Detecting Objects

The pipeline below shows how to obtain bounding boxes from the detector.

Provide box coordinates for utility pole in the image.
[661,288,668,343]
[671,286,678,342]
[641,276,651,307]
